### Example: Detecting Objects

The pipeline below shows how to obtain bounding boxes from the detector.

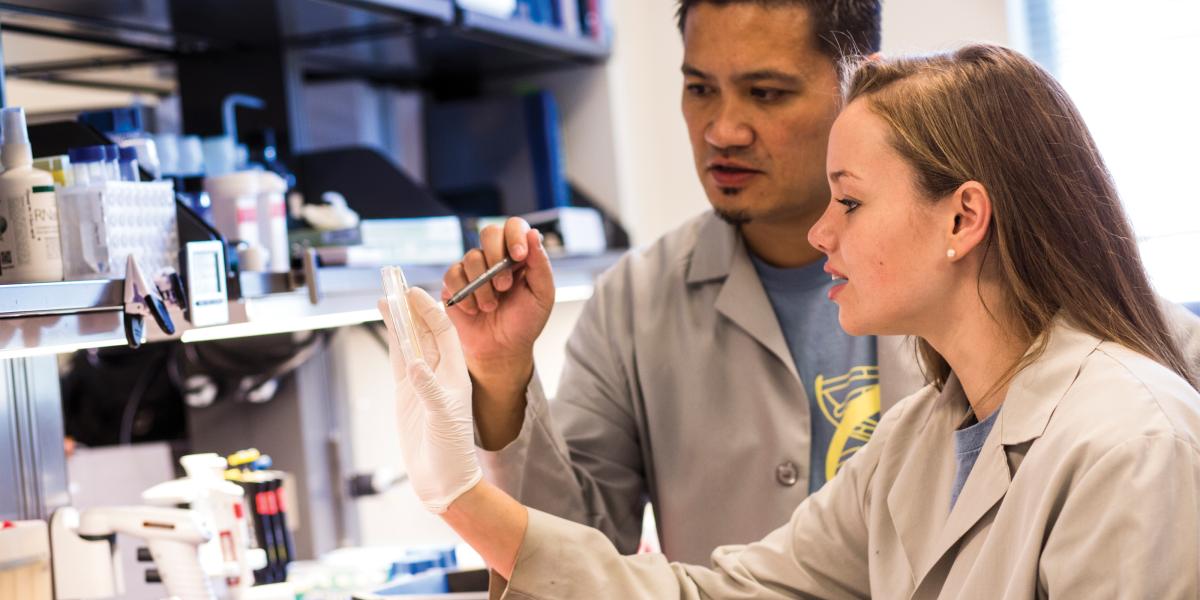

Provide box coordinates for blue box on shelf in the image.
[387,547,458,579]
[373,568,451,595]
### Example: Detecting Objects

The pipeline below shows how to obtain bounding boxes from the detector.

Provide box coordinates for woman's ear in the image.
[946,181,992,260]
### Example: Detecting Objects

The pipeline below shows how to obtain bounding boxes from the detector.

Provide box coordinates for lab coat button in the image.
[776,461,799,486]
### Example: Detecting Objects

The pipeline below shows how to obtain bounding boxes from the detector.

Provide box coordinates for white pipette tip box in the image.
[380,266,425,363]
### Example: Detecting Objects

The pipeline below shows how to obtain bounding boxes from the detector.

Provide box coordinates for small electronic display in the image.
[185,240,230,327]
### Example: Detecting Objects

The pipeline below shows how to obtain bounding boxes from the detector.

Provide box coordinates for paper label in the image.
[0,186,62,279]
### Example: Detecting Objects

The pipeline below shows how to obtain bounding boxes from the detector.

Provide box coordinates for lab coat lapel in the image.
[918,429,1010,588]
[688,214,800,381]
[714,245,801,381]
[911,319,1101,593]
[885,376,965,586]
[998,320,1100,447]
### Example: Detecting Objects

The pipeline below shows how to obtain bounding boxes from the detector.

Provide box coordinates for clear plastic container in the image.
[177,135,205,177]
[154,133,180,177]
[121,137,160,180]
[380,266,425,363]
[202,134,237,177]
[56,180,179,279]
[102,144,121,181]
[118,146,139,181]
[67,146,107,186]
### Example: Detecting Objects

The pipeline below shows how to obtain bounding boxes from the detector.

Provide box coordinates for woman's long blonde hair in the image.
[845,44,1196,390]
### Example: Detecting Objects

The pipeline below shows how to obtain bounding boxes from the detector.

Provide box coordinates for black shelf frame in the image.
[456,8,609,62]
[0,0,608,80]
[0,2,208,54]
[332,0,455,22]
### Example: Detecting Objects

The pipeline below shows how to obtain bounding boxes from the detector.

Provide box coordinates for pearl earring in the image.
[947,248,957,258]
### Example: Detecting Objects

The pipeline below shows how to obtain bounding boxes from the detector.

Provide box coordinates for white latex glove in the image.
[377,287,482,513]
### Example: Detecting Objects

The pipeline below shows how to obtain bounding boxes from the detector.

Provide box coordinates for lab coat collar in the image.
[679,212,799,380]
[885,375,965,587]
[897,317,1101,592]
[685,211,738,284]
[999,318,1101,445]
[716,234,801,383]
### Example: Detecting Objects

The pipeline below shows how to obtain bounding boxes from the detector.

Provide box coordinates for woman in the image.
[379,44,1200,598]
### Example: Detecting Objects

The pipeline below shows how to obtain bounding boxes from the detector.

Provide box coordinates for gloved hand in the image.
[377,287,482,513]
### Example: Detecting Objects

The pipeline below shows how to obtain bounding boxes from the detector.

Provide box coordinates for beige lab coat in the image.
[480,211,1200,565]
[480,212,928,564]
[494,320,1200,599]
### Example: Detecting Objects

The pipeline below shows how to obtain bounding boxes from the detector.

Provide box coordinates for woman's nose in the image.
[808,203,838,255]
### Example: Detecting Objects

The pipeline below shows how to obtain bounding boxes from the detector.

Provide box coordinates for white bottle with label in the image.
[0,107,63,283]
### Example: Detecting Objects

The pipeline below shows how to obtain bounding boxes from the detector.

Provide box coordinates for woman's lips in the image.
[826,266,849,301]
[828,281,847,301]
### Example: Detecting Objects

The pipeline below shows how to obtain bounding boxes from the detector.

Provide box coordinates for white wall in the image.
[601,0,1013,246]
[882,0,1012,55]
[603,0,706,245]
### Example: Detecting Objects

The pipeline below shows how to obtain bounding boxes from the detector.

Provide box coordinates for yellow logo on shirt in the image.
[815,365,881,482]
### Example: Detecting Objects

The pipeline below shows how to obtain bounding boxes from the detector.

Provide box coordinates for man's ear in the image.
[945,181,992,260]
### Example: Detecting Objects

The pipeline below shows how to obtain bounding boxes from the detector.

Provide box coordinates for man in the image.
[439,0,1200,565]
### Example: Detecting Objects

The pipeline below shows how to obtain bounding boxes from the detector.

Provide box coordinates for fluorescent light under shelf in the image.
[180,283,593,344]
[0,337,127,359]
[181,309,382,343]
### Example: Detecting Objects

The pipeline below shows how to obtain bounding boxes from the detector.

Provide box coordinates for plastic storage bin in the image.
[57,180,179,280]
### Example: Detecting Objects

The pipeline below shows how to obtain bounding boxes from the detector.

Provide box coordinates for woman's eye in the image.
[837,198,861,213]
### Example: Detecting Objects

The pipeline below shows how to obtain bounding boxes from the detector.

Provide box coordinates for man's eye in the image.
[686,84,712,96]
[751,88,787,101]
[837,198,861,213]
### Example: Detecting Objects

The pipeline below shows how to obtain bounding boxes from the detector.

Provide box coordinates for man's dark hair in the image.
[676,0,882,65]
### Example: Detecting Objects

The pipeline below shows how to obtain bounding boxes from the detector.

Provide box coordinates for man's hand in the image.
[442,217,555,449]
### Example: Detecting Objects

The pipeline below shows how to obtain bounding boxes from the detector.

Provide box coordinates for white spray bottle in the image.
[0,107,63,282]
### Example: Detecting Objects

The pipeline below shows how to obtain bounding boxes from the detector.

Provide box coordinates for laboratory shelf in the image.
[2,1,609,104]
[0,279,122,317]
[238,253,620,300]
[294,7,610,87]
[184,253,619,343]
[0,0,456,52]
[0,252,620,358]
[333,0,455,22]
[456,9,610,62]
[0,1,180,53]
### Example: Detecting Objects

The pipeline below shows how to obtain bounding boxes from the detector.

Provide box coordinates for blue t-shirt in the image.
[950,407,1001,510]
[751,254,880,493]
